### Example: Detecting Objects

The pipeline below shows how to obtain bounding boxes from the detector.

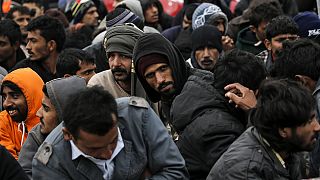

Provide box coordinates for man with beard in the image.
[88,24,147,99]
[207,78,320,180]
[18,76,86,178]
[133,33,207,133]
[12,15,66,83]
[0,19,26,71]
[0,68,44,159]
[186,25,222,72]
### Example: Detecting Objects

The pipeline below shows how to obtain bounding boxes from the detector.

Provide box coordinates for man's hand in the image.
[224,83,257,111]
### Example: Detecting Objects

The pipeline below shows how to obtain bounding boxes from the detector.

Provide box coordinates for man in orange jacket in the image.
[0,68,43,159]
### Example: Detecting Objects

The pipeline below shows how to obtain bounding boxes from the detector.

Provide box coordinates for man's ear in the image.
[264,39,271,51]
[47,40,56,52]
[278,127,291,138]
[295,75,316,91]
[62,127,73,141]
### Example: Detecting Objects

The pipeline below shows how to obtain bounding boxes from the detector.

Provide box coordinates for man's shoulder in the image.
[117,96,149,110]
[88,70,112,86]
[10,58,31,71]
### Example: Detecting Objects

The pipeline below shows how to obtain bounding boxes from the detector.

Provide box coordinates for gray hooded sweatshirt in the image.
[18,76,86,179]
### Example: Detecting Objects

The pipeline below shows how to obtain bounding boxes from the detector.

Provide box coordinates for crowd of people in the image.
[0,0,319,179]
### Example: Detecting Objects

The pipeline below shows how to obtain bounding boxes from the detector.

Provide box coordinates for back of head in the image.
[252,78,315,152]
[214,49,266,91]
[192,3,228,32]
[44,76,86,123]
[56,48,94,78]
[249,2,282,28]
[0,19,22,44]
[191,25,222,52]
[106,8,144,30]
[116,0,145,22]
[26,15,66,52]
[104,23,144,59]
[293,11,320,44]
[63,86,118,139]
[270,38,320,81]
[265,15,299,40]
[45,8,70,28]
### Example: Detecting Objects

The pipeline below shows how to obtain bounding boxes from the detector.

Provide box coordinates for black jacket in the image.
[171,71,246,180]
[0,145,29,180]
[11,58,57,83]
[207,127,302,180]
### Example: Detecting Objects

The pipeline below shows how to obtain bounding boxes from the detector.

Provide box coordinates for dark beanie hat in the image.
[293,11,320,39]
[106,8,144,30]
[191,25,222,52]
[71,0,95,24]
[137,53,168,77]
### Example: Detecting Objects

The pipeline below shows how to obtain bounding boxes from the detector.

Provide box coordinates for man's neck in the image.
[2,55,16,70]
[117,80,131,94]
[42,53,58,74]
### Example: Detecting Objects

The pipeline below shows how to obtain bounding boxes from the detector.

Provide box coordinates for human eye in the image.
[145,72,155,79]
[159,65,168,72]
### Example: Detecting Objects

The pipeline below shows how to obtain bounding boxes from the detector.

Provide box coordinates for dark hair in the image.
[252,78,315,152]
[6,6,31,19]
[1,81,23,94]
[64,25,93,49]
[213,49,267,91]
[249,2,282,28]
[265,15,299,40]
[26,15,66,52]
[184,3,198,21]
[45,8,69,28]
[270,39,320,81]
[63,86,118,139]
[56,48,95,78]
[0,19,22,45]
[22,0,44,8]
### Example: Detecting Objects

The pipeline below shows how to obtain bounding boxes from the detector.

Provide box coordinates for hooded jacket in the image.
[0,68,44,159]
[18,76,86,178]
[171,72,247,179]
[133,33,191,125]
[236,26,266,55]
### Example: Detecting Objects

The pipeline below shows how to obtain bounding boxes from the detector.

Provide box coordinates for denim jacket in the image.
[32,97,189,180]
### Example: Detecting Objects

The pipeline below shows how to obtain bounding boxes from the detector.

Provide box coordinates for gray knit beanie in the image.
[104,23,144,58]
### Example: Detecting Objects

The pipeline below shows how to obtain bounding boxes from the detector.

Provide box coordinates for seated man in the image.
[56,48,96,84]
[0,68,43,159]
[207,78,320,179]
[32,86,189,179]
[18,76,86,178]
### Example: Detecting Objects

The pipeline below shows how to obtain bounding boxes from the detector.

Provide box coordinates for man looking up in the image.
[0,68,43,159]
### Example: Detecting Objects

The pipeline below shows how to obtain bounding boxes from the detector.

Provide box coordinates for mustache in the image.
[201,57,214,63]
[158,81,174,91]
[111,67,127,74]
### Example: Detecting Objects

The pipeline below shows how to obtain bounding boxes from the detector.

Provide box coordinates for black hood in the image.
[133,33,190,102]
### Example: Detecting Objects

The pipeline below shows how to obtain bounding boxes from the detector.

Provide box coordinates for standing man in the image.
[0,68,44,159]
[32,86,189,179]
[187,25,222,72]
[18,76,87,178]
[207,78,320,179]
[12,15,66,83]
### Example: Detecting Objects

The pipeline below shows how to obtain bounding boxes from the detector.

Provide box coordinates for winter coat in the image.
[0,68,44,159]
[171,71,247,179]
